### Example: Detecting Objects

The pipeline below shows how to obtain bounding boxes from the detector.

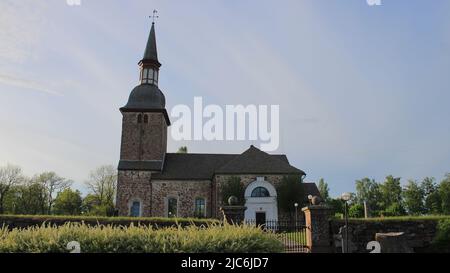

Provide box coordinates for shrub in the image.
[0,223,284,253]
[221,176,245,205]
[348,203,364,218]
[431,219,450,252]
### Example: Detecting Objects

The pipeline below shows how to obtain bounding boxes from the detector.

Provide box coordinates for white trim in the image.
[244,178,278,222]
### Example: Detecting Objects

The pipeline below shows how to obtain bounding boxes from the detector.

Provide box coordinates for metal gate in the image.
[245,220,310,253]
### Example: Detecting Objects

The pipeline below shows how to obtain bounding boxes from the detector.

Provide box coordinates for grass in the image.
[282,230,307,245]
[0,222,284,253]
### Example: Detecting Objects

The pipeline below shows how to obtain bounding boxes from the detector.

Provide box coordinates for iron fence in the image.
[245,220,310,253]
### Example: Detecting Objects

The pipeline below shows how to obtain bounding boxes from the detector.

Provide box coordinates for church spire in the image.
[141,22,159,65]
[139,13,161,86]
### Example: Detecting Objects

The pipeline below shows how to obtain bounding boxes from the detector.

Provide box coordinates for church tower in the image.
[116,22,170,217]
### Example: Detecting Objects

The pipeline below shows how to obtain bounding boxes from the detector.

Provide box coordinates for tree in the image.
[14,180,48,215]
[276,175,305,217]
[85,165,117,207]
[0,164,23,214]
[33,172,72,214]
[220,176,245,205]
[81,193,101,214]
[53,188,82,215]
[439,174,450,214]
[421,177,442,215]
[177,146,188,153]
[379,175,405,216]
[403,180,425,215]
[329,198,344,215]
[355,178,382,216]
[348,203,364,218]
[318,178,330,202]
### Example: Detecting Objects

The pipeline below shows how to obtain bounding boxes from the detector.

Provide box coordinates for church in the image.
[115,22,320,222]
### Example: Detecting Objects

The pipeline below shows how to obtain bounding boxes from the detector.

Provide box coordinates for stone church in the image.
[115,23,320,222]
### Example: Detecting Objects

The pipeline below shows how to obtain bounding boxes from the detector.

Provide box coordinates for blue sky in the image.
[1,0,449,197]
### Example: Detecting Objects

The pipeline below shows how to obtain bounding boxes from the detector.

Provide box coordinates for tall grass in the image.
[0,222,284,253]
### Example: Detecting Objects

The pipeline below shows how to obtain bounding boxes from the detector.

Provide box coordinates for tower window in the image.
[137,114,142,123]
[140,67,158,85]
[143,114,148,123]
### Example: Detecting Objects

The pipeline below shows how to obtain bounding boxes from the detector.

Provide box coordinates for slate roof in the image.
[215,145,304,175]
[150,145,305,180]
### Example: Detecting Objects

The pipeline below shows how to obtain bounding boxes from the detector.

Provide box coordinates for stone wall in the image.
[151,180,212,218]
[116,170,152,217]
[330,219,439,253]
[119,112,167,161]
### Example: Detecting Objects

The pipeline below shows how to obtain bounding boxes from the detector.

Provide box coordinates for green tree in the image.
[318,178,330,202]
[81,193,101,215]
[220,176,245,205]
[348,203,364,218]
[85,165,116,208]
[355,178,382,216]
[14,180,48,215]
[53,188,82,215]
[329,198,344,215]
[421,177,442,215]
[0,164,23,214]
[33,172,72,214]
[439,174,450,214]
[276,175,305,217]
[177,146,188,153]
[403,180,425,215]
[379,175,405,216]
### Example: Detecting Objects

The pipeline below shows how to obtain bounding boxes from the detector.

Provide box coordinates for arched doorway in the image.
[244,177,278,224]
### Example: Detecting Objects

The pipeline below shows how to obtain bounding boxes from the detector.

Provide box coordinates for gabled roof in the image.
[151,153,236,180]
[150,146,305,180]
[215,145,305,175]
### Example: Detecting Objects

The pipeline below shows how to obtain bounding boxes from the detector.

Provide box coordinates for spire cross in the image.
[150,9,159,24]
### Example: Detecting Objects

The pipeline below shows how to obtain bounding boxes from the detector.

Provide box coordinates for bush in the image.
[348,203,364,218]
[0,223,284,253]
[431,219,450,252]
[0,214,219,230]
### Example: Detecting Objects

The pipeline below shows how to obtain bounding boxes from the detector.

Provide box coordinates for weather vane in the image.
[150,9,159,24]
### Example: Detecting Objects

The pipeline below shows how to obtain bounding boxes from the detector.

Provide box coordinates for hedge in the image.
[0,214,219,230]
[0,223,284,253]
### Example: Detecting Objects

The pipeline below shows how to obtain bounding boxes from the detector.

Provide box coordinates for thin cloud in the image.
[0,73,62,96]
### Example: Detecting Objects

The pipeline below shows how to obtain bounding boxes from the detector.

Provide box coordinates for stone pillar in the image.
[220,206,247,225]
[302,205,333,253]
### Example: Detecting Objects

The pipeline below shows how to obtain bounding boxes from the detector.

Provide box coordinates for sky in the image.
[0,0,450,197]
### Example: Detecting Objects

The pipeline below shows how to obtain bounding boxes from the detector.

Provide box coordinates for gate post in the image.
[302,205,333,253]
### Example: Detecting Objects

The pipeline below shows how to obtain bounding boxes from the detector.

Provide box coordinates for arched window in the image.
[137,114,142,123]
[167,197,177,218]
[130,201,140,217]
[143,114,148,123]
[251,187,270,197]
[194,198,206,218]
